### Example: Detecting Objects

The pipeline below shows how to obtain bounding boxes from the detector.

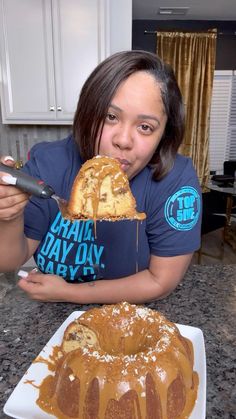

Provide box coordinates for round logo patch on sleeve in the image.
[164,186,201,231]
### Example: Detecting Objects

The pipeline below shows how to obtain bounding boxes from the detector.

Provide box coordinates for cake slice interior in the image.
[66,155,146,222]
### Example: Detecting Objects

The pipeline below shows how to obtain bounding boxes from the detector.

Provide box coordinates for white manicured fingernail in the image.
[1,175,17,185]
[3,156,14,162]
[18,270,29,278]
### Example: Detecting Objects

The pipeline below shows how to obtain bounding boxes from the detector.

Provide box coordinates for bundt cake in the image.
[37,302,198,419]
[66,155,146,221]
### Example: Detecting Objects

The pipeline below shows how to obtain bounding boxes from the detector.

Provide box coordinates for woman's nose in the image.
[113,126,133,149]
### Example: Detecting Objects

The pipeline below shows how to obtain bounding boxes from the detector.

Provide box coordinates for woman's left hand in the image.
[18,270,70,302]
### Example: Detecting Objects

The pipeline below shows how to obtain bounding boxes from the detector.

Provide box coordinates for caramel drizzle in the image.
[24,379,40,389]
[81,156,129,222]
[65,156,145,239]
[35,304,199,419]
[82,156,129,193]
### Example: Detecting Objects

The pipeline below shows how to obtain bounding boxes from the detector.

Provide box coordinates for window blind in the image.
[227,72,236,160]
[209,71,233,173]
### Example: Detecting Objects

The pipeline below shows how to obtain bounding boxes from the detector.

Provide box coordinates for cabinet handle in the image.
[49,106,55,111]
[57,106,62,111]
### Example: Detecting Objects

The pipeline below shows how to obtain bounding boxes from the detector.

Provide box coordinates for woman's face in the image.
[95,71,167,179]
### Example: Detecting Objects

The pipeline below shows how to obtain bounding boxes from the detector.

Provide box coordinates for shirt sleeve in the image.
[146,157,202,256]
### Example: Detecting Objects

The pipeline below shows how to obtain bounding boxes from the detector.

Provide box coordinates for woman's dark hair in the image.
[73,50,185,180]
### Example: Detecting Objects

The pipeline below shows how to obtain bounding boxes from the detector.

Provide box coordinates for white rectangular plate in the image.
[4,311,206,419]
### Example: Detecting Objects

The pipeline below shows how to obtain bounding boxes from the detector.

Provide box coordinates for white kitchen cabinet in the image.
[0,0,132,124]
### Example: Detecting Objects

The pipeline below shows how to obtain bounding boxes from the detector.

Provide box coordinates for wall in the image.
[132,20,236,70]
[109,0,132,54]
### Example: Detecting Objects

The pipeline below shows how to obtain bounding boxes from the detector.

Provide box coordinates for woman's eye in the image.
[106,113,117,122]
[139,124,153,133]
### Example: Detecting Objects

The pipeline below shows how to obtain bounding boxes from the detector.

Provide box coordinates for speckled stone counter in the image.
[0,264,235,419]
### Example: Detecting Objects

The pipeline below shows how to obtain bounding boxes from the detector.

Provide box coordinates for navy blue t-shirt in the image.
[22,135,201,282]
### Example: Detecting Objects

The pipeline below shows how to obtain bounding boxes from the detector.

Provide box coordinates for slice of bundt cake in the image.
[66,155,146,221]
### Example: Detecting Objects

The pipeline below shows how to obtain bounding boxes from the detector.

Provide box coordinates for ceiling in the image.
[133,0,236,20]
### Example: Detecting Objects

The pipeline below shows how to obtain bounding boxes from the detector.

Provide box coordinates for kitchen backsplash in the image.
[0,105,71,164]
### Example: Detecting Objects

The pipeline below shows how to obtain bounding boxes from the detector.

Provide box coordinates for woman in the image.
[0,50,201,303]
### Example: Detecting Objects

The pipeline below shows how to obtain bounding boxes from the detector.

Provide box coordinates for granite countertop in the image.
[0,264,235,419]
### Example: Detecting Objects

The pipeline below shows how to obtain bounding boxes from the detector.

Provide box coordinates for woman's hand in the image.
[0,156,29,221]
[18,269,71,302]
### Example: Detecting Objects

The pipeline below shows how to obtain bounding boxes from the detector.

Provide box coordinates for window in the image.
[209,70,236,173]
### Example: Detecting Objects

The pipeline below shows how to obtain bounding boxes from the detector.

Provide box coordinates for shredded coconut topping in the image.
[121,369,128,376]
[137,376,146,386]
[159,324,176,334]
[112,307,120,315]
[135,307,150,319]
[155,367,166,382]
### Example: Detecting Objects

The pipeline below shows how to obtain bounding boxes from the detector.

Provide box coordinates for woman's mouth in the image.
[116,158,130,171]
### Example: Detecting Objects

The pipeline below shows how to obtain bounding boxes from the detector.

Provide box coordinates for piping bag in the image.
[0,162,67,213]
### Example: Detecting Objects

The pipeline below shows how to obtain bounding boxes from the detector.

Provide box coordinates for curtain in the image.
[157,30,217,186]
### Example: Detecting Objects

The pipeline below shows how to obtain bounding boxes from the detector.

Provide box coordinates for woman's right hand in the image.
[0,156,29,221]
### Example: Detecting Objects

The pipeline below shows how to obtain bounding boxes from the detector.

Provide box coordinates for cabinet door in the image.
[0,0,132,125]
[0,0,56,123]
[52,0,106,120]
